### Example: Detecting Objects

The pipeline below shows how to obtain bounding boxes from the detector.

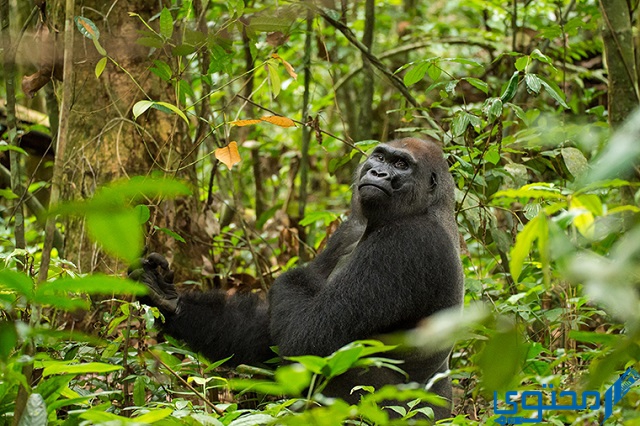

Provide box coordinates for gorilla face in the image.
[356,138,445,222]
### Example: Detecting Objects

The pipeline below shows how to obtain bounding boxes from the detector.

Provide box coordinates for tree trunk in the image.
[600,0,639,128]
[49,0,204,274]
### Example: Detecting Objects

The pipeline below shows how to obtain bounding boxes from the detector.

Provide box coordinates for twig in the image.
[147,350,224,415]
[235,94,367,155]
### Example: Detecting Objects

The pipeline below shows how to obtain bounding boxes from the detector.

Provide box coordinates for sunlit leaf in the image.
[154,101,189,124]
[569,195,595,238]
[43,362,123,377]
[36,275,148,297]
[510,214,546,282]
[215,141,241,169]
[132,100,154,120]
[230,118,262,127]
[95,57,107,79]
[260,115,296,127]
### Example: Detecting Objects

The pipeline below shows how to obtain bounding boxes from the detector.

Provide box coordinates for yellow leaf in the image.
[215,141,241,169]
[569,196,594,239]
[271,53,298,80]
[260,115,296,128]
[230,119,262,127]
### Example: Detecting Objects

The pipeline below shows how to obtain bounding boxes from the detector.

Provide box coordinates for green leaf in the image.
[0,321,18,361]
[134,409,173,424]
[465,77,489,94]
[510,214,546,282]
[0,143,28,155]
[477,325,527,392]
[95,56,107,78]
[500,71,520,103]
[274,364,312,396]
[159,7,174,39]
[0,268,34,296]
[483,97,503,123]
[150,60,172,81]
[86,208,143,263]
[137,36,164,49]
[74,16,100,40]
[515,55,529,72]
[326,345,364,378]
[530,48,553,65]
[286,355,327,375]
[485,145,500,165]
[133,376,147,406]
[524,73,541,95]
[154,226,186,243]
[132,100,154,119]
[36,275,148,298]
[135,204,151,224]
[403,61,429,86]
[172,44,196,56]
[537,75,569,108]
[154,101,189,124]
[42,362,123,377]
[267,61,281,98]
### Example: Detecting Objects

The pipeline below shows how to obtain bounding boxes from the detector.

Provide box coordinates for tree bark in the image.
[600,0,639,128]
[48,0,201,274]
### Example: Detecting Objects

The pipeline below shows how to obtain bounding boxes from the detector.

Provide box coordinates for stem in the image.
[39,0,75,282]
[1,0,26,269]
[298,9,314,257]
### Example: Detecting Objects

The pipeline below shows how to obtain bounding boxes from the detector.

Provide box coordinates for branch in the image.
[316,8,443,133]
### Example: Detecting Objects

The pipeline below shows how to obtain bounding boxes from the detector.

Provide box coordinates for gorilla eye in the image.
[372,153,385,162]
[395,159,409,170]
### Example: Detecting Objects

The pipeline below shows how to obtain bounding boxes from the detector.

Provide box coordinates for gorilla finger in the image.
[144,253,169,271]
[128,268,144,281]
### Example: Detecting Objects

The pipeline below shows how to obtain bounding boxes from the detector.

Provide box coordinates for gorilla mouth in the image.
[358,183,391,196]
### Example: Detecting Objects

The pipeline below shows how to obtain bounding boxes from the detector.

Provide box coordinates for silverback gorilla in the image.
[131,137,464,420]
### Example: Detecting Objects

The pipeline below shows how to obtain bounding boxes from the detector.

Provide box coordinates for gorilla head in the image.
[355,138,455,227]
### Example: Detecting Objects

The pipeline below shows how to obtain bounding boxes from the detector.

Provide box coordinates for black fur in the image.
[135,138,464,420]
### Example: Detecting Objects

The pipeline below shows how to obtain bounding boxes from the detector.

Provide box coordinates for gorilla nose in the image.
[370,169,389,179]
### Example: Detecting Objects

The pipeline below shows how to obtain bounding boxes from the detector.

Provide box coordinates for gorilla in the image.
[132,137,464,420]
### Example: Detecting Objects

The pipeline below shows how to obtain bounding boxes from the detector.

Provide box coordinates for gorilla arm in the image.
[269,215,462,358]
[131,254,273,366]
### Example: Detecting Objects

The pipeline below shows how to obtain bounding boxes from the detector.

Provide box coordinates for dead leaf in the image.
[215,141,241,169]
[271,53,298,80]
[230,119,262,127]
[260,115,296,127]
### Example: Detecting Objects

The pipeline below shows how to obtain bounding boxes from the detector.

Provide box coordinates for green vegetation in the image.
[1,0,639,424]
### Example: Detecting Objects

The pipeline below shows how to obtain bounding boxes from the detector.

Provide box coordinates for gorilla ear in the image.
[429,172,438,191]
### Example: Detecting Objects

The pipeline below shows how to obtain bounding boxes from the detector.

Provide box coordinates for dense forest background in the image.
[1,0,640,424]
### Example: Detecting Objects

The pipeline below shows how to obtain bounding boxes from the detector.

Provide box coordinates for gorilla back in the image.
[133,137,464,420]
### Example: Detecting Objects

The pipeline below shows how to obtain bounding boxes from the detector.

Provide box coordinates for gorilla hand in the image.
[129,253,179,314]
